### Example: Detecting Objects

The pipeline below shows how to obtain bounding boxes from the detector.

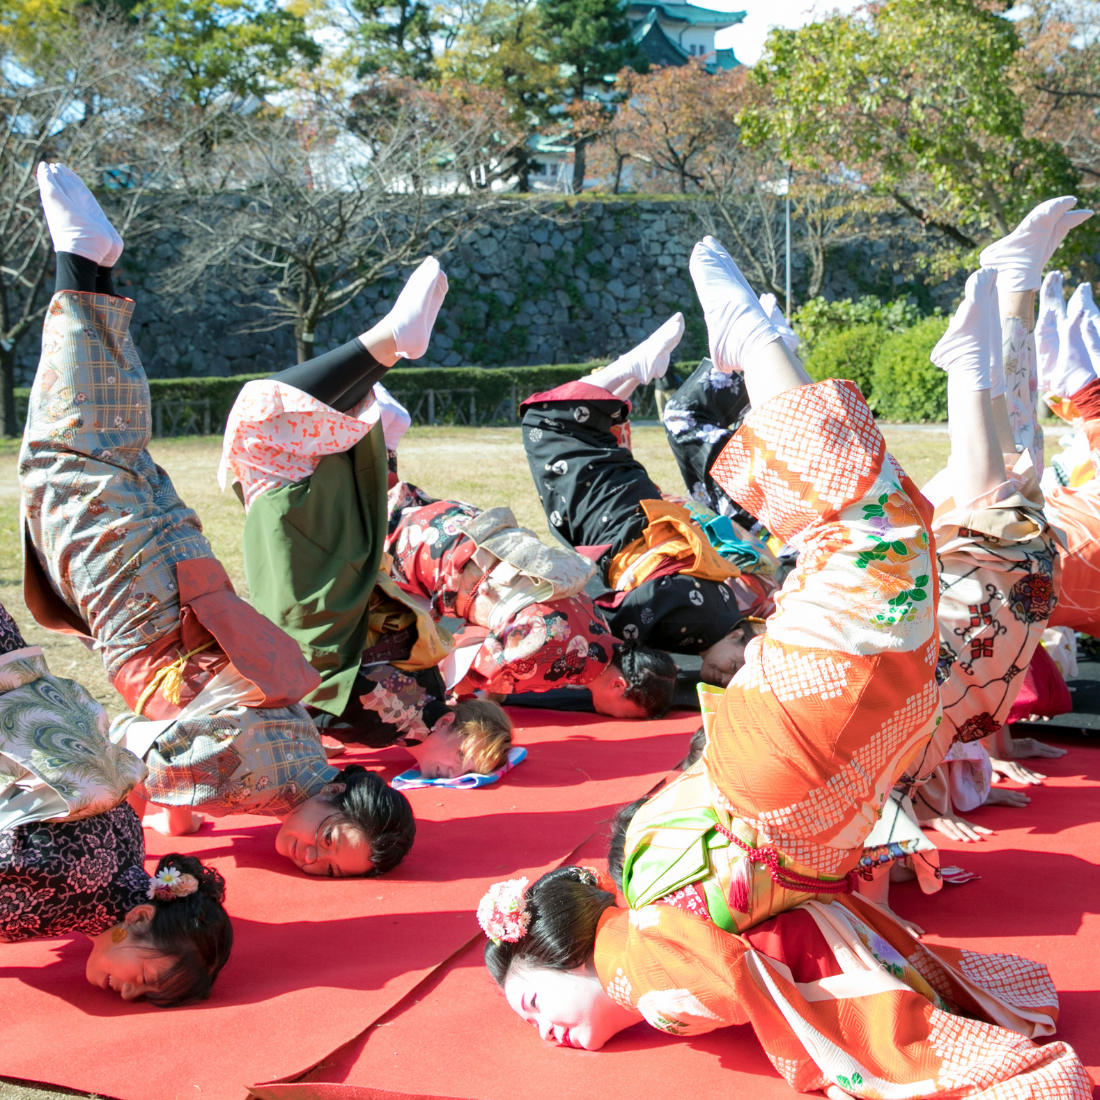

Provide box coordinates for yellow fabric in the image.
[366,562,454,673]
[133,640,216,716]
[608,500,740,592]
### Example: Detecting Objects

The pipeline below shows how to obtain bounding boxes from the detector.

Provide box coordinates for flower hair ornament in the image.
[477,877,531,945]
[147,866,199,902]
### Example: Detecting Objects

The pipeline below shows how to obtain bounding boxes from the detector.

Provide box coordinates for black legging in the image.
[268,340,388,414]
[54,252,116,297]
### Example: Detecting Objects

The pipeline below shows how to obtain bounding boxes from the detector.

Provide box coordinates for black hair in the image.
[606,798,647,891]
[326,764,416,875]
[484,866,616,987]
[677,726,707,771]
[135,854,233,1007]
[610,643,678,718]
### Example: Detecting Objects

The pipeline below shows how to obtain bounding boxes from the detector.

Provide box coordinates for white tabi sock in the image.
[1036,271,1066,393]
[1079,314,1100,389]
[979,197,1092,293]
[1068,281,1100,327]
[758,293,799,352]
[383,256,449,360]
[931,267,997,390]
[36,162,123,264]
[1051,310,1097,398]
[689,236,779,374]
[588,312,685,398]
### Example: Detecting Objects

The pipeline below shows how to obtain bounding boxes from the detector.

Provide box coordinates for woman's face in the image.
[503,961,636,1051]
[85,910,174,1001]
[698,625,753,687]
[275,789,374,877]
[403,713,466,779]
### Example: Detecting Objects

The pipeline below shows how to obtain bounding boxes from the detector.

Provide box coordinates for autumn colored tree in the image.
[744,0,1080,259]
[537,0,646,192]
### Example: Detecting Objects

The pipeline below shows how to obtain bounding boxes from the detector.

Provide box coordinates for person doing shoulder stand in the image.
[19,164,413,877]
[217,252,520,784]
[475,237,1091,1098]
[0,601,231,1004]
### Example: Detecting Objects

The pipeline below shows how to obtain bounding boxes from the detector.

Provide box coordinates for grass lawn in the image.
[0,424,951,719]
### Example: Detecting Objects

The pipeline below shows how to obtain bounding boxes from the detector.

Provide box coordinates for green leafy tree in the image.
[744,0,1081,263]
[349,0,442,79]
[135,0,321,110]
[537,0,645,191]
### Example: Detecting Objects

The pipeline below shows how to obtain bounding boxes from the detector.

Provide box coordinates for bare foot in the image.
[990,757,1046,784]
[985,787,1031,807]
[145,806,204,836]
[925,812,993,842]
[320,734,346,758]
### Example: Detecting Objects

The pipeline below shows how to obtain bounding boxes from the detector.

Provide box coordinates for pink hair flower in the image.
[147,867,199,902]
[477,877,531,945]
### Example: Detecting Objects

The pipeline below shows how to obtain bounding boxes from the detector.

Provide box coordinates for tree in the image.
[347,0,442,79]
[134,0,321,111]
[0,10,179,436]
[1016,1,1100,184]
[438,0,562,187]
[607,61,741,193]
[161,100,514,362]
[536,0,645,192]
[744,0,1080,261]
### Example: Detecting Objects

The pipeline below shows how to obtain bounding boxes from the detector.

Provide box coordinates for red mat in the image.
[253,747,1100,1100]
[0,708,700,1100]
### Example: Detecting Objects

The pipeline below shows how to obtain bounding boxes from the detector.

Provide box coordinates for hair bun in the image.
[157,854,227,904]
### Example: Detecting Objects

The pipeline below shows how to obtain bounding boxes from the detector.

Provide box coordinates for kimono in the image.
[18,292,333,817]
[622,380,941,926]
[385,485,613,695]
[520,382,744,653]
[593,895,1090,1098]
[0,604,151,943]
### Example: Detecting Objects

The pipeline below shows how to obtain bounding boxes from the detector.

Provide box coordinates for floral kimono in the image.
[623,380,941,928]
[18,292,332,818]
[593,894,1090,1098]
[385,484,613,695]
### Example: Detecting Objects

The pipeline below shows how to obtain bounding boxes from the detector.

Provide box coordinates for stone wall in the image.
[14,199,962,385]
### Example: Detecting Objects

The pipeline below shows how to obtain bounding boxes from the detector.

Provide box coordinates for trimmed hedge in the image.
[13,360,701,434]
[870,316,951,423]
[804,325,882,404]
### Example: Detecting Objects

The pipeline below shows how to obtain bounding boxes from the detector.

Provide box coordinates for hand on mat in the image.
[320,734,347,759]
[990,757,1046,785]
[145,806,205,836]
[1003,736,1067,760]
[925,812,993,842]
[985,787,1031,807]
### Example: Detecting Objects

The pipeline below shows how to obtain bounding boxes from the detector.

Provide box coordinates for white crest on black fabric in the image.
[529,428,543,442]
[689,589,705,606]
[550,510,562,526]
[622,623,639,640]
[551,459,568,475]
[641,608,654,625]
[574,406,590,423]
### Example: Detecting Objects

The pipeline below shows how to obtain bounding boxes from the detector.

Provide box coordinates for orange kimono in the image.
[623,381,941,926]
[593,894,1090,1098]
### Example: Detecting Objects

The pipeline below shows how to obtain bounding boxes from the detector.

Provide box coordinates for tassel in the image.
[159,660,185,706]
[730,853,754,913]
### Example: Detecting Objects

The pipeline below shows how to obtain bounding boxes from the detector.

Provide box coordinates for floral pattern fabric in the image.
[386,487,615,693]
[593,896,1089,1098]
[219,379,376,511]
[19,292,216,683]
[20,292,335,819]
[0,803,150,942]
